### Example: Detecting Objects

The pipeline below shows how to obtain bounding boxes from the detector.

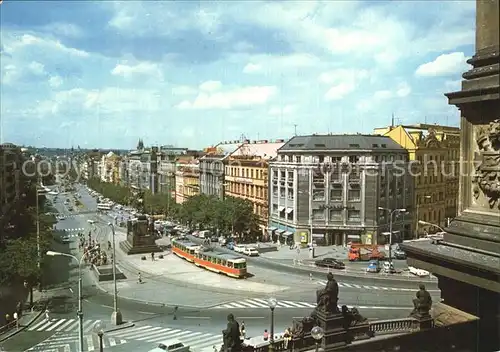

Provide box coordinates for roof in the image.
[201,142,242,159]
[279,134,405,152]
[231,142,285,159]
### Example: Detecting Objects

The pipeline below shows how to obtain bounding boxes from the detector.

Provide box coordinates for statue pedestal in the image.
[119,216,162,255]
[316,311,348,349]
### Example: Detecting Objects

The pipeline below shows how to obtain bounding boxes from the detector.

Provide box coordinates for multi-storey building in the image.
[175,159,200,204]
[158,146,188,195]
[373,123,460,235]
[99,152,123,184]
[0,143,21,237]
[126,145,159,193]
[199,141,242,198]
[268,135,413,246]
[225,140,285,236]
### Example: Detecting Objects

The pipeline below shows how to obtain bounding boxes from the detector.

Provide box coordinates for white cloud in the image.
[372,82,412,100]
[42,23,84,38]
[171,85,197,95]
[199,80,222,92]
[111,62,163,79]
[415,52,470,77]
[49,76,63,88]
[177,85,278,110]
[243,63,261,74]
[268,105,295,116]
[3,34,90,58]
[28,61,46,75]
[373,90,393,100]
[396,82,411,97]
[318,69,370,101]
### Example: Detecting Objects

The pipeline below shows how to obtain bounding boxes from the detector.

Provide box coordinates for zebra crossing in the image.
[319,280,433,292]
[26,331,127,351]
[29,317,105,333]
[105,324,224,352]
[216,299,316,309]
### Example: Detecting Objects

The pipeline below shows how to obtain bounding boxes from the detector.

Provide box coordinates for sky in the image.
[0,1,475,149]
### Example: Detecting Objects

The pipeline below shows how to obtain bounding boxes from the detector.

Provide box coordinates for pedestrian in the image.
[284,327,292,349]
[263,329,269,341]
[309,273,313,280]
[45,309,50,322]
[5,314,10,325]
[240,321,246,340]
[13,312,19,329]
[151,252,155,261]
[138,272,142,284]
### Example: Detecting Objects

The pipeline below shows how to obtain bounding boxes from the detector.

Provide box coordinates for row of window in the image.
[226,166,267,179]
[226,183,267,200]
[276,154,408,164]
[271,187,362,202]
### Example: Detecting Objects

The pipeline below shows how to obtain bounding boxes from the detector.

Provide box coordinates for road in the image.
[0,183,439,352]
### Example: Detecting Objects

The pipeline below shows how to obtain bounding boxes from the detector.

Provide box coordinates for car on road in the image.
[243,247,259,256]
[366,260,381,273]
[150,339,190,352]
[87,219,95,224]
[233,244,245,253]
[408,266,430,277]
[393,247,407,259]
[314,257,345,269]
[382,261,396,273]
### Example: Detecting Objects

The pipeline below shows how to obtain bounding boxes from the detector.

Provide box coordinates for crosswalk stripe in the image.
[151,330,193,343]
[251,298,273,307]
[83,320,94,332]
[238,300,260,308]
[183,333,215,345]
[64,320,78,331]
[282,300,313,308]
[107,325,152,337]
[135,328,178,341]
[190,336,223,350]
[276,301,296,308]
[108,337,116,347]
[225,302,246,308]
[36,320,54,331]
[46,318,67,331]
[56,319,75,331]
[244,299,268,308]
[87,335,95,351]
[126,326,165,339]
[29,319,49,331]
[342,283,353,288]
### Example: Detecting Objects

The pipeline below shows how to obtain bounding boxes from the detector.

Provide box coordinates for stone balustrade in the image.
[368,317,423,336]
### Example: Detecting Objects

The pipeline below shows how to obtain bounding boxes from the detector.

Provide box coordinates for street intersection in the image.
[0,183,441,351]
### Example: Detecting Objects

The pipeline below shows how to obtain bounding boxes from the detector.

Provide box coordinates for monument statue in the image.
[410,284,433,318]
[315,272,340,314]
[222,313,241,352]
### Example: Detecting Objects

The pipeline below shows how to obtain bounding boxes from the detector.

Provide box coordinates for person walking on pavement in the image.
[151,252,155,261]
[44,309,50,322]
[240,321,246,340]
[138,272,142,284]
[13,312,19,330]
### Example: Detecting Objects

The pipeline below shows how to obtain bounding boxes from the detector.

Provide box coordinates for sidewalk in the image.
[0,290,48,343]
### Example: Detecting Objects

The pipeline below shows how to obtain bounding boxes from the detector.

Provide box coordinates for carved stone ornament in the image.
[473,119,500,209]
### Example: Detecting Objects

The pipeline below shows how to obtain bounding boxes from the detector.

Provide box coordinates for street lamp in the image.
[108,223,123,325]
[418,220,446,233]
[93,320,106,352]
[378,207,406,262]
[46,247,99,352]
[268,297,277,352]
[311,326,324,352]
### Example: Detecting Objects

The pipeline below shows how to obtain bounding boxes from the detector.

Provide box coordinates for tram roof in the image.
[174,239,199,247]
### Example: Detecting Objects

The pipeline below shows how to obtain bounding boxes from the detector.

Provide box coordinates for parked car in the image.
[243,247,259,256]
[393,248,407,259]
[233,244,245,253]
[366,260,381,273]
[314,258,345,269]
[409,266,430,277]
[382,261,396,273]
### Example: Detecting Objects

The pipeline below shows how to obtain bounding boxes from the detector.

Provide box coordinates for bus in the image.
[97,203,112,211]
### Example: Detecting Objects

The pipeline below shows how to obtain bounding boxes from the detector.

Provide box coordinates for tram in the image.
[172,239,247,278]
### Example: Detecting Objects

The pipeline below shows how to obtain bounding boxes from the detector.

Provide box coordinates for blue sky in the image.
[0,1,475,149]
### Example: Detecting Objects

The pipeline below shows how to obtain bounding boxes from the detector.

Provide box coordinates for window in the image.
[330,189,343,201]
[347,210,361,222]
[349,155,359,163]
[312,209,325,220]
[348,189,361,201]
[313,189,325,201]
[330,209,343,221]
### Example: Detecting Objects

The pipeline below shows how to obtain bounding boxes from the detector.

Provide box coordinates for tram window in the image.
[222,260,227,266]
[211,257,216,263]
[227,262,233,268]
[234,262,245,269]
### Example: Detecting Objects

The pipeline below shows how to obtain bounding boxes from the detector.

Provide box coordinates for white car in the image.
[149,339,190,352]
[233,245,245,253]
[408,266,430,277]
[243,247,259,256]
[87,219,95,224]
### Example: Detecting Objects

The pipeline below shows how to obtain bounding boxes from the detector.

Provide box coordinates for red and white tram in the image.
[172,239,247,278]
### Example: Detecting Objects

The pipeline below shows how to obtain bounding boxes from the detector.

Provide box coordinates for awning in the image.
[285,208,293,214]
[347,234,360,239]
[312,233,324,238]
[282,231,293,237]
[268,227,277,231]
[276,229,285,234]
[278,206,285,212]
[381,231,400,236]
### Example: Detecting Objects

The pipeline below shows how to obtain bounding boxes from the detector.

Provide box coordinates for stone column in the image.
[444,0,499,253]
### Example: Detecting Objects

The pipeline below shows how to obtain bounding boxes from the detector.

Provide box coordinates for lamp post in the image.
[418,220,446,233]
[378,207,406,263]
[93,320,106,352]
[46,248,99,352]
[311,326,324,352]
[107,223,123,325]
[415,195,432,238]
[268,297,277,352]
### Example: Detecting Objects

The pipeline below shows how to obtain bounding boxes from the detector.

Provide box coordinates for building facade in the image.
[225,140,285,236]
[158,146,188,195]
[199,141,242,198]
[100,151,123,184]
[373,124,460,235]
[126,146,159,193]
[268,135,413,246]
[175,159,200,204]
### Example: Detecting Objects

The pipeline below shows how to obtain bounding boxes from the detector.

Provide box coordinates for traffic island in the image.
[92,264,126,282]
